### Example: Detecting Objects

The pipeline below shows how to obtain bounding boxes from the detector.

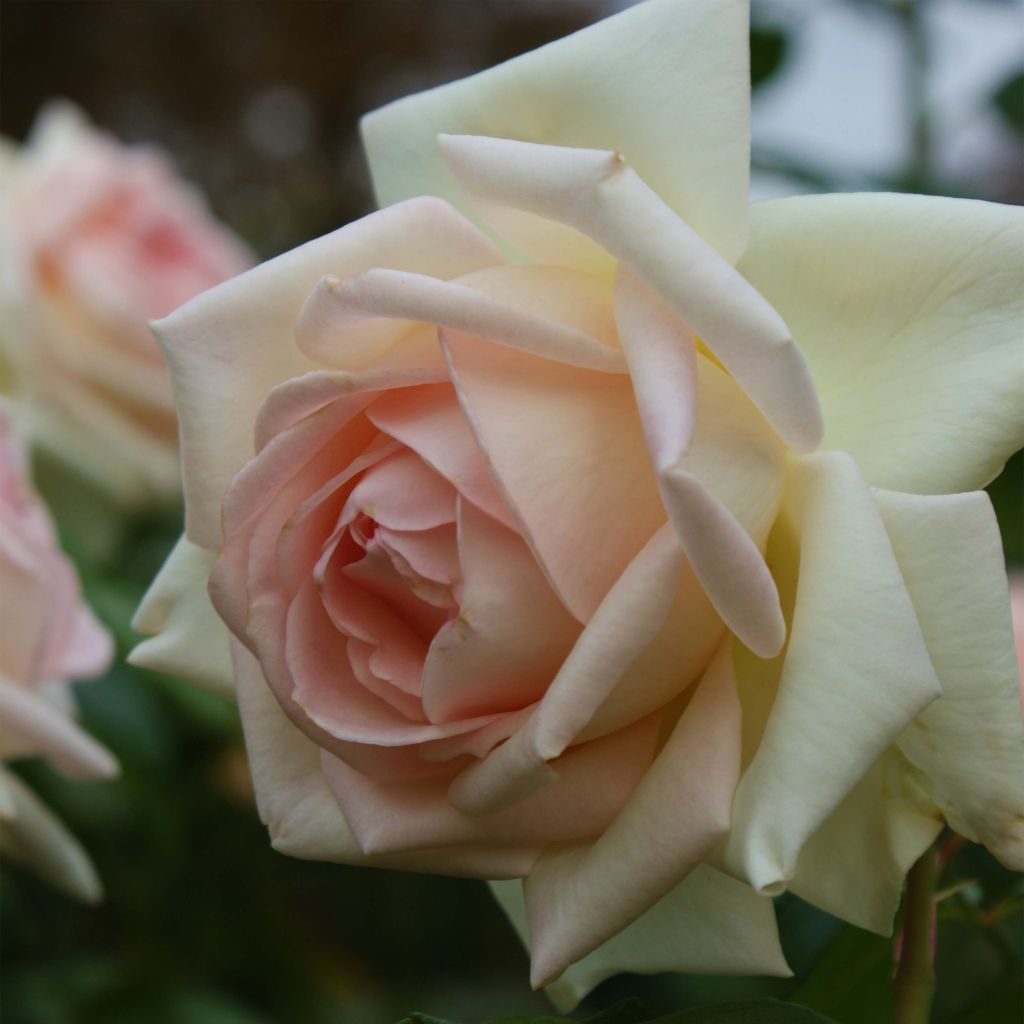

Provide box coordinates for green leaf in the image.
[650,1003,838,1023]
[786,924,893,1023]
[401,998,651,1024]
[950,974,1024,1023]
[399,998,839,1024]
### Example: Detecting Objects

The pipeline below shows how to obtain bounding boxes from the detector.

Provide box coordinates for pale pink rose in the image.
[133,0,1024,1008]
[0,103,251,504]
[0,402,116,900]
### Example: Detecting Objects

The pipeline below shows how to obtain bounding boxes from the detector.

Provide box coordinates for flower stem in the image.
[892,845,939,1024]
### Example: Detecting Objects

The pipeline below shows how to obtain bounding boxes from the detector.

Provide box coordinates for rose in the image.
[132,0,1024,1008]
[0,103,251,505]
[0,401,116,901]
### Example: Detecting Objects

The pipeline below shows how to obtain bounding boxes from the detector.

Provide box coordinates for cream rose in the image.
[0,402,116,901]
[132,0,1024,1009]
[0,103,251,505]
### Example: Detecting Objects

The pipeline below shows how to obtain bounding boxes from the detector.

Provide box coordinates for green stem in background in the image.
[892,845,939,1024]
[893,0,934,193]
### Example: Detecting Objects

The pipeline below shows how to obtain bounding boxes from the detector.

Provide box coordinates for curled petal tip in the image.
[744,602,787,661]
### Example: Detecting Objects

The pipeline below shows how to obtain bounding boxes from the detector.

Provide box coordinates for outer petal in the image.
[0,766,102,902]
[738,194,1024,493]
[875,489,1024,869]
[151,197,501,549]
[130,535,233,696]
[361,0,751,264]
[522,644,742,988]
[0,679,117,779]
[232,639,542,879]
[491,864,789,1013]
[319,715,658,858]
[723,452,942,896]
[788,749,942,934]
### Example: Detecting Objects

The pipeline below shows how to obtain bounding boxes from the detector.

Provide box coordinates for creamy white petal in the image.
[724,452,941,895]
[298,267,623,373]
[789,749,942,934]
[738,193,1024,493]
[361,0,751,264]
[439,135,822,453]
[522,645,742,987]
[130,534,233,696]
[492,864,789,1013]
[876,488,1024,869]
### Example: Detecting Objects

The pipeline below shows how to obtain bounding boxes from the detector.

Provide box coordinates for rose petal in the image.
[491,864,789,1013]
[232,639,541,878]
[361,0,751,264]
[788,748,941,934]
[0,678,117,779]
[420,498,579,724]
[299,267,623,373]
[319,713,658,856]
[151,196,501,548]
[523,644,742,987]
[447,525,693,814]
[724,452,942,896]
[738,193,1024,493]
[130,535,233,695]
[442,327,664,622]
[0,766,103,903]
[368,382,516,530]
[438,135,823,453]
[876,488,1024,870]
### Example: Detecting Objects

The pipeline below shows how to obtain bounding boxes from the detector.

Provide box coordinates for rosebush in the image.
[133,0,1024,1009]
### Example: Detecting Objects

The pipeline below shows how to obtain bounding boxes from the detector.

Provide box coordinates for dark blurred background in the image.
[1,2,1022,1023]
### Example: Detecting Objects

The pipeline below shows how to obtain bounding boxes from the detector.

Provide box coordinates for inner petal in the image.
[346,638,427,721]
[367,383,515,530]
[420,499,581,724]
[343,539,450,640]
[318,536,441,661]
[342,447,457,532]
[374,524,460,610]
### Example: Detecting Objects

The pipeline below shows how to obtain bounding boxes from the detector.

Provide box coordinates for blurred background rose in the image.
[0,103,251,508]
[0,402,115,904]
[0,2,1020,1024]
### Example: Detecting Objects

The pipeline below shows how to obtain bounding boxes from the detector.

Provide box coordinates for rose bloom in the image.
[0,103,251,505]
[0,402,116,901]
[133,0,1024,1008]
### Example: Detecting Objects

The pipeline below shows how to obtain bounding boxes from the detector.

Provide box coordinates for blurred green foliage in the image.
[401,996,841,1023]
